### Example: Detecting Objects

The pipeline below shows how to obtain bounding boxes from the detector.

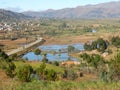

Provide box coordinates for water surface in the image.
[23,43,84,61]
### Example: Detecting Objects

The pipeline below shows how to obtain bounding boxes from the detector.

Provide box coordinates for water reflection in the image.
[39,43,84,52]
[23,52,78,61]
[23,43,84,61]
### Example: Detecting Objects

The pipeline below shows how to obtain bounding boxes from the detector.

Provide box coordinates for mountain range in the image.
[0,9,29,21]
[23,1,120,19]
[0,1,120,20]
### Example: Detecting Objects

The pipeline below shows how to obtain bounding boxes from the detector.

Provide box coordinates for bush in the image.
[17,64,33,82]
[0,50,8,59]
[0,49,16,78]
[36,62,46,79]
[96,38,108,52]
[5,62,16,78]
[111,36,120,47]
[84,38,109,52]
[53,61,59,66]
[67,45,75,52]
[34,49,41,55]
[62,69,78,80]
[84,43,92,51]
[36,62,58,81]
[42,53,48,63]
[46,69,57,81]
[108,52,120,81]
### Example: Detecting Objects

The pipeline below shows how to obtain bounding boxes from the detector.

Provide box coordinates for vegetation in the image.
[111,36,120,47]
[67,45,75,52]
[80,53,106,74]
[62,69,78,80]
[0,49,16,78]
[16,64,33,82]
[1,80,120,90]
[34,49,41,60]
[108,52,120,81]
[84,38,109,52]
[1,18,120,90]
[36,62,57,81]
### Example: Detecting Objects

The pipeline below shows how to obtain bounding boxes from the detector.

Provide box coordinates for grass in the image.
[1,80,120,90]
[2,18,120,90]
[14,61,64,73]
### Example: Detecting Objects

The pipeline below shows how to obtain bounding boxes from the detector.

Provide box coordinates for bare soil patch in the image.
[43,35,96,45]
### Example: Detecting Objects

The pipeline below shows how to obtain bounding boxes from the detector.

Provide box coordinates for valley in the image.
[0,1,120,90]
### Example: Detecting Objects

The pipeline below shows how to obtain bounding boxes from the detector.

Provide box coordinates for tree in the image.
[17,64,33,82]
[4,62,16,78]
[108,52,120,81]
[0,50,8,59]
[9,53,17,60]
[61,22,67,28]
[42,53,48,63]
[36,62,58,81]
[91,41,98,49]
[84,38,109,52]
[53,61,59,66]
[90,54,105,69]
[46,69,57,81]
[84,43,92,51]
[34,49,41,60]
[96,38,108,52]
[36,62,46,79]
[80,53,91,73]
[111,36,120,47]
[62,69,78,80]
[67,45,75,52]
[80,53,106,73]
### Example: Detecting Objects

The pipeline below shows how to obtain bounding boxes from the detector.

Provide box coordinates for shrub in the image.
[36,62,46,79]
[84,38,109,52]
[96,38,108,52]
[108,52,120,81]
[0,51,8,59]
[62,69,78,80]
[84,43,92,51]
[111,36,120,47]
[53,61,59,66]
[17,64,33,82]
[0,49,16,78]
[42,53,48,63]
[46,69,57,81]
[34,49,41,55]
[5,62,16,78]
[67,45,75,52]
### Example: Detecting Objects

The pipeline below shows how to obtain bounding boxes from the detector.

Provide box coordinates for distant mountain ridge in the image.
[23,1,120,19]
[0,9,30,21]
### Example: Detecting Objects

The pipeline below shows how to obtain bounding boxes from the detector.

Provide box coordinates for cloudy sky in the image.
[0,0,119,12]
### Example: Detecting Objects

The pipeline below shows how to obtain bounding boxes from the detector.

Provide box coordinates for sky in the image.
[0,0,119,12]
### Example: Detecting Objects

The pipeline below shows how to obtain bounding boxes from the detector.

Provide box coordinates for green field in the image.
[1,80,120,90]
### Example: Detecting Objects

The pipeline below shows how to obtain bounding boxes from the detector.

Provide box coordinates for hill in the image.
[23,1,120,19]
[0,9,30,21]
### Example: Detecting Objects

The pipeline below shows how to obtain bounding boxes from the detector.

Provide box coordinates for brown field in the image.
[43,35,96,45]
[0,32,119,57]
[0,38,35,52]
[0,35,96,52]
